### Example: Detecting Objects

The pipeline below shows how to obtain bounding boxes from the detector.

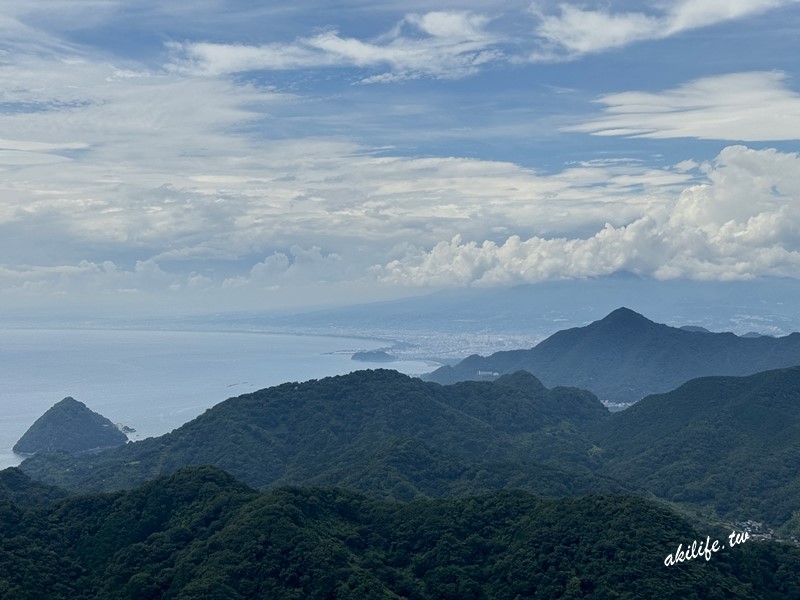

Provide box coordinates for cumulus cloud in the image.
[567,72,800,141]
[223,246,342,289]
[376,146,800,286]
[530,0,799,59]
[168,11,500,81]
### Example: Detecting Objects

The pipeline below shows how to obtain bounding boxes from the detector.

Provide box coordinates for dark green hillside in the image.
[425,307,800,406]
[0,468,67,507]
[594,366,800,525]
[13,396,128,456]
[18,364,800,538]
[445,370,607,432]
[20,369,615,498]
[2,466,800,599]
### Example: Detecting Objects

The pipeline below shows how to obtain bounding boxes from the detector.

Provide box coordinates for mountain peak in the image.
[583,307,658,336]
[495,370,546,392]
[425,307,800,406]
[57,396,82,408]
[598,307,652,325]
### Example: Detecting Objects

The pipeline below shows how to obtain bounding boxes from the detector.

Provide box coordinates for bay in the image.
[0,328,433,469]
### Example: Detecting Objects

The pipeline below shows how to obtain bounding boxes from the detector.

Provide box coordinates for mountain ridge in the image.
[424,307,800,406]
[593,365,800,526]
[19,369,617,499]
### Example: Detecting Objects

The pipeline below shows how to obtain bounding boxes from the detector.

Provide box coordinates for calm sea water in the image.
[0,328,433,469]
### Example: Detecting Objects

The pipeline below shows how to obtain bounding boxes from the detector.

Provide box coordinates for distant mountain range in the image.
[424,307,800,406]
[174,276,800,338]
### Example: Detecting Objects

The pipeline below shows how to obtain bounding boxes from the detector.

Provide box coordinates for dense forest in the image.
[3,466,800,599]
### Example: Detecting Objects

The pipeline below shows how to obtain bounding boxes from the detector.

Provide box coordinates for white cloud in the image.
[567,72,800,141]
[665,0,793,33]
[2,1,799,314]
[406,11,490,38]
[0,258,179,300]
[164,1,800,77]
[167,11,500,80]
[376,146,800,286]
[530,0,799,59]
[0,120,697,307]
[223,246,342,289]
[2,84,798,307]
[532,5,660,56]
[0,50,292,255]
[158,1,800,78]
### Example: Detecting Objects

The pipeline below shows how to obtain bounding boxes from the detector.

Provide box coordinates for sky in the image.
[1,0,800,318]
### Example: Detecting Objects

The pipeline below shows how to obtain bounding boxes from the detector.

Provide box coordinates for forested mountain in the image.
[12,396,128,456]
[20,370,620,498]
[3,466,800,600]
[593,365,800,527]
[18,365,800,536]
[0,467,66,507]
[424,307,800,406]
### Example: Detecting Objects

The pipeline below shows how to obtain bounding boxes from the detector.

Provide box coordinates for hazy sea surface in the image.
[0,328,433,469]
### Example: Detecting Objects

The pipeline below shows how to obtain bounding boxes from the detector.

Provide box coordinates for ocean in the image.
[0,328,433,469]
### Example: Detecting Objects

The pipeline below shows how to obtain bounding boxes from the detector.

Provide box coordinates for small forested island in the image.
[351,349,397,362]
[13,397,128,456]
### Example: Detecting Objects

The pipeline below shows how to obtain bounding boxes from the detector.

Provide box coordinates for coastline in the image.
[0,328,436,471]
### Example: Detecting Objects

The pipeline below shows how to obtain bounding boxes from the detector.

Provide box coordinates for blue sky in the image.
[1,0,800,316]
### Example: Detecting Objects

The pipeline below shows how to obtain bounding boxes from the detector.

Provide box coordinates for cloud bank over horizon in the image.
[4,144,799,311]
[0,1,799,315]
[377,146,800,286]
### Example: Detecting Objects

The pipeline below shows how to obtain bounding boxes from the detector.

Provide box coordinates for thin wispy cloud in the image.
[529,0,800,60]
[165,2,800,79]
[567,72,800,141]
[168,11,501,81]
